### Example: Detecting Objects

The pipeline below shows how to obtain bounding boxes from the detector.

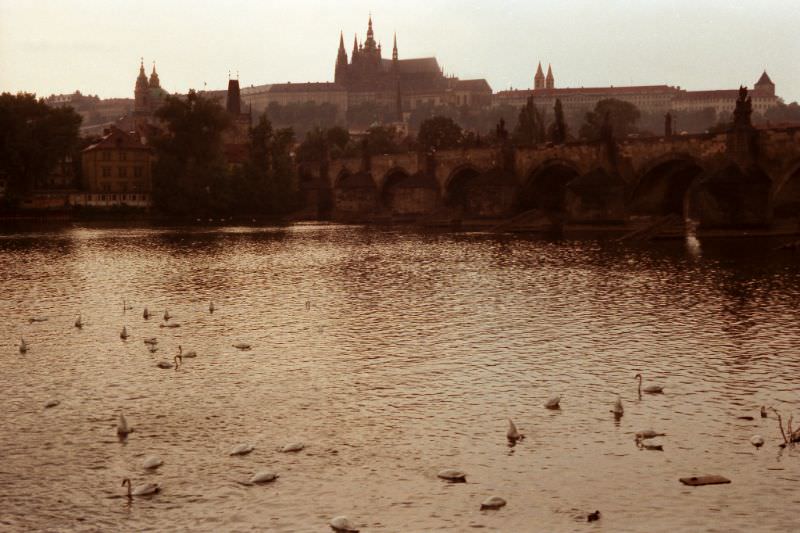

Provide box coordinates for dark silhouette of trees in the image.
[764,101,800,124]
[0,92,82,205]
[513,96,546,145]
[417,116,463,151]
[549,98,567,144]
[579,98,640,141]
[296,126,352,162]
[265,101,341,136]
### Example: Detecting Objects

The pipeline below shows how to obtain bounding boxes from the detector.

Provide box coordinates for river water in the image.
[0,223,798,532]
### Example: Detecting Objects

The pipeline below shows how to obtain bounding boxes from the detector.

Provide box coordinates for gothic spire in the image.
[352,34,359,58]
[337,31,348,65]
[136,57,148,89]
[545,63,554,89]
[149,61,160,88]
[367,13,374,40]
[392,33,398,61]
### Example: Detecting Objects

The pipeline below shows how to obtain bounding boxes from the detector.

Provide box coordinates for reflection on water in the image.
[1,224,799,532]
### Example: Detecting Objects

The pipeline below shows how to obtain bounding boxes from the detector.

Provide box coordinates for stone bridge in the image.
[300,125,800,228]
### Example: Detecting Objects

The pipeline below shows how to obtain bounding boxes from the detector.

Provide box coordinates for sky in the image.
[1,0,798,102]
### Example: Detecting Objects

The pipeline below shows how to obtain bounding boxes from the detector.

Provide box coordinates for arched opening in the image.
[688,163,772,228]
[519,163,580,212]
[631,158,704,216]
[445,166,516,218]
[333,170,378,219]
[774,164,800,222]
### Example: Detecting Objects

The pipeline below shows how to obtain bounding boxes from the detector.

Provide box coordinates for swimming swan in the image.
[156,354,182,370]
[635,373,663,395]
[122,478,159,498]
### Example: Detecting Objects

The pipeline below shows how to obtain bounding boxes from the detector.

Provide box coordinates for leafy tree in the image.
[0,92,82,204]
[295,126,351,162]
[513,96,546,145]
[764,101,800,124]
[417,115,463,151]
[265,101,341,137]
[241,113,298,214]
[363,125,402,156]
[549,98,568,144]
[579,98,640,141]
[151,90,231,215]
[346,101,396,130]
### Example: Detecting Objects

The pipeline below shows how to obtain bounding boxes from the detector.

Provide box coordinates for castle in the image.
[240,16,493,127]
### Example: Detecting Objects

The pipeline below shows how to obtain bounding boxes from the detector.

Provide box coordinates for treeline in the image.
[0,92,82,206]
[151,91,299,217]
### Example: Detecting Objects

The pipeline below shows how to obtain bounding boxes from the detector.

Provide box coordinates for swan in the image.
[750,435,764,448]
[480,496,507,510]
[143,307,151,319]
[545,395,561,409]
[230,443,255,456]
[74,313,83,328]
[143,337,157,345]
[233,343,251,350]
[329,516,359,533]
[612,396,624,417]
[120,326,129,340]
[122,478,159,498]
[280,442,305,453]
[635,373,663,395]
[250,470,279,484]
[28,317,48,323]
[44,399,60,409]
[760,405,768,418]
[156,354,182,370]
[148,346,158,354]
[142,455,163,469]
[437,469,467,482]
[159,323,181,329]
[209,301,215,313]
[163,310,171,321]
[117,413,133,436]
[178,345,197,358]
[507,419,524,442]
[18,337,28,354]
[635,429,666,440]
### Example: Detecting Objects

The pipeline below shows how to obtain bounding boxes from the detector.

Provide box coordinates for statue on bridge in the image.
[733,85,753,128]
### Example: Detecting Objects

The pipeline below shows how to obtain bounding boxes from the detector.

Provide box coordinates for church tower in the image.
[149,63,160,89]
[546,64,554,89]
[226,77,242,115]
[754,70,775,96]
[335,32,348,84]
[134,59,149,114]
[534,62,545,90]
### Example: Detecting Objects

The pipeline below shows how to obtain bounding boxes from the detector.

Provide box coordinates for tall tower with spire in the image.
[335,32,348,84]
[534,62,545,90]
[134,59,149,114]
[545,64,554,89]
[149,63,160,89]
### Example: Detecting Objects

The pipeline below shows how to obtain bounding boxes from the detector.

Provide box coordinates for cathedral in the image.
[133,59,167,129]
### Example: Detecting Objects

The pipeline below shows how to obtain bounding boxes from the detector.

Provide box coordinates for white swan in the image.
[143,307,150,319]
[142,455,163,469]
[178,345,197,358]
[120,326,129,340]
[230,443,255,456]
[18,337,28,354]
[117,413,133,436]
[507,419,524,442]
[635,373,663,395]
[545,395,561,409]
[156,354,182,370]
[122,478,159,498]
[74,313,83,329]
[612,396,624,417]
[750,435,764,448]
[250,470,279,484]
[635,429,666,440]
[330,516,360,533]
[280,442,305,453]
[163,310,171,321]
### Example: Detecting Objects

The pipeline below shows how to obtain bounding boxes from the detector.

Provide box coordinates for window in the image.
[118,167,127,178]
[102,167,111,178]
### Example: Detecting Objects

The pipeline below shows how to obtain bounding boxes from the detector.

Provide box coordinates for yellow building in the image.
[78,126,153,207]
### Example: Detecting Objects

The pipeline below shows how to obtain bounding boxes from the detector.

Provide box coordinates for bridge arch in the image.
[444,164,516,218]
[380,168,439,215]
[630,153,705,216]
[773,158,800,221]
[519,159,581,212]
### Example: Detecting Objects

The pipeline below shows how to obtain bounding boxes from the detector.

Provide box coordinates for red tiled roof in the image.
[676,90,740,100]
[82,126,148,152]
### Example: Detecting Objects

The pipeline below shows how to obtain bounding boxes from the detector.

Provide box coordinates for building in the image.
[495,63,780,120]
[132,59,168,130]
[222,78,252,168]
[236,16,492,130]
[78,126,153,207]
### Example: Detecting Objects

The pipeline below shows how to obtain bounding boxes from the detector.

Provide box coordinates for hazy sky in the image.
[1,0,798,102]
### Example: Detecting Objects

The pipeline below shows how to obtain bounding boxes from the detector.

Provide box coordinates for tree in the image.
[579,98,641,141]
[0,92,82,204]
[549,98,567,144]
[295,126,351,162]
[151,90,231,215]
[417,115,463,152]
[764,101,800,124]
[513,96,546,145]
[362,125,402,156]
